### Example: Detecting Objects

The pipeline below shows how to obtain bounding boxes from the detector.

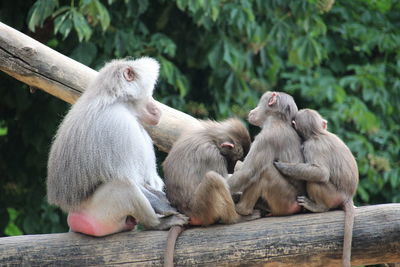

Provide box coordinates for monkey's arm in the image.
[273,162,329,183]
[228,143,273,192]
[227,166,257,193]
[234,160,244,172]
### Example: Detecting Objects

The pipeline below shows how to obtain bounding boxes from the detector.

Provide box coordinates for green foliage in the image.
[0,0,399,236]
[4,208,23,236]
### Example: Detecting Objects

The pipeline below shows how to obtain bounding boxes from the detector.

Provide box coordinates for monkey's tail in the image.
[342,199,355,267]
[164,225,184,267]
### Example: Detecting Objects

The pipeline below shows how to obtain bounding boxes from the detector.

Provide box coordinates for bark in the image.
[0,204,399,266]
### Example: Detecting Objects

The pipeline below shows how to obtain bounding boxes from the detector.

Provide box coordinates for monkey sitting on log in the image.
[163,118,251,226]
[227,91,306,216]
[274,108,358,267]
[47,57,187,237]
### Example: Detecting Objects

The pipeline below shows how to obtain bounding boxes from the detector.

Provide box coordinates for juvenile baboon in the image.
[274,108,358,267]
[228,91,306,216]
[163,118,251,226]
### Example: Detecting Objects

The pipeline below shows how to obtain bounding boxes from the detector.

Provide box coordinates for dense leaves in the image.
[0,0,399,236]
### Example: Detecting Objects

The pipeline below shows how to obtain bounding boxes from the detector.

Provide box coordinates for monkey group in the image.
[46,58,358,267]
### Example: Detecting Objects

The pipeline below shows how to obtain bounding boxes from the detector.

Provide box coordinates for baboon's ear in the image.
[123,67,136,81]
[268,92,279,106]
[220,142,235,149]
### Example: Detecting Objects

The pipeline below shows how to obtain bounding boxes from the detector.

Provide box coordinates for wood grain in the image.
[0,204,399,266]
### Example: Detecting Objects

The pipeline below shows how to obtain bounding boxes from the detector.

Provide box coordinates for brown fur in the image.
[274,108,359,267]
[228,91,306,216]
[163,118,251,225]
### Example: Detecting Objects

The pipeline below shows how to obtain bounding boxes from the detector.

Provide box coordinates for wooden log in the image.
[0,204,399,266]
[0,22,200,152]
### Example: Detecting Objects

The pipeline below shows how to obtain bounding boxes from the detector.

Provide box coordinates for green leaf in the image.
[208,41,223,69]
[0,121,7,136]
[4,208,23,236]
[175,76,187,97]
[137,0,149,15]
[27,0,59,32]
[289,36,324,67]
[211,5,219,21]
[150,33,177,57]
[80,0,110,31]
[357,184,370,202]
[53,11,73,39]
[72,9,92,42]
[176,0,188,10]
[94,0,111,31]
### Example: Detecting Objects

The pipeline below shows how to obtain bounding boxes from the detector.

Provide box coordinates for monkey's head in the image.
[293,109,327,140]
[248,91,298,127]
[93,57,162,125]
[212,118,251,173]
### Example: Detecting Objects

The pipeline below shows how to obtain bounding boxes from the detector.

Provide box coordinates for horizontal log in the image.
[0,204,399,266]
[0,22,200,152]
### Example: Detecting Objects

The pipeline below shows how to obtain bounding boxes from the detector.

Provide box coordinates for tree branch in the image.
[0,22,200,152]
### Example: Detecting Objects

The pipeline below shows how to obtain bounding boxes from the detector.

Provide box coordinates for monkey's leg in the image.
[139,185,188,230]
[297,196,330,212]
[68,180,160,237]
[306,182,348,212]
[190,171,239,225]
[261,171,302,216]
[140,184,178,216]
[236,210,262,222]
[236,181,263,216]
[274,162,329,183]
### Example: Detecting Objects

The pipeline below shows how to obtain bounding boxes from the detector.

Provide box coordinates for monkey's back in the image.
[47,97,157,211]
[255,120,304,165]
[304,132,359,196]
[163,130,228,214]
[251,120,305,193]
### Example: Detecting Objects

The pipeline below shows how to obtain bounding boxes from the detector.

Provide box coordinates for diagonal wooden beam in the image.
[0,22,200,152]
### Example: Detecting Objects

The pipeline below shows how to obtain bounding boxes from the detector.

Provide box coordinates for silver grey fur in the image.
[47,57,164,227]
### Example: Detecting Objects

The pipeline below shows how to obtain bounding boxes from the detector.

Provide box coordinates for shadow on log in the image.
[1,22,400,266]
[0,204,400,266]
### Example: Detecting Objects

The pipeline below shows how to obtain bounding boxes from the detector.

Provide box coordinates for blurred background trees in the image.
[0,0,399,236]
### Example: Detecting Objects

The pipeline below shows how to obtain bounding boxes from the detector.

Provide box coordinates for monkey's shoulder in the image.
[304,133,355,165]
[256,124,300,144]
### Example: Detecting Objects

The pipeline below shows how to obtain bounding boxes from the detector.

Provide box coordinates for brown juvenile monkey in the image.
[274,109,358,267]
[163,118,251,226]
[228,91,306,216]
[47,57,186,237]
